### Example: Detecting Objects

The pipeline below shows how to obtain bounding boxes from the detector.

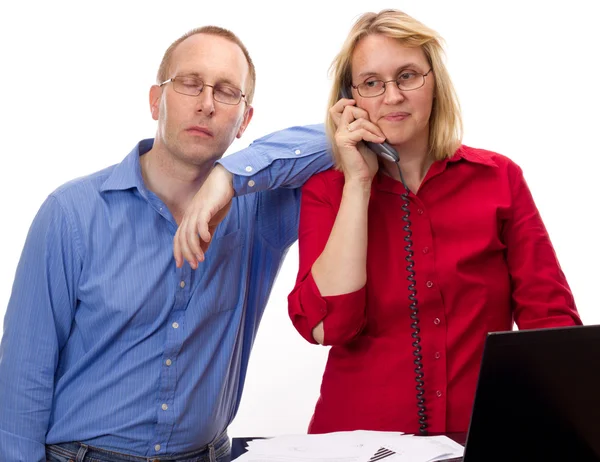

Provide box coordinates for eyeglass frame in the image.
[351,68,433,98]
[159,75,247,105]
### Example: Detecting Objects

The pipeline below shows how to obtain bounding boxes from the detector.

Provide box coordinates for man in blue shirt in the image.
[0,26,329,461]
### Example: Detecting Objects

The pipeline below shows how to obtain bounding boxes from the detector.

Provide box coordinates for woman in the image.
[287,9,581,435]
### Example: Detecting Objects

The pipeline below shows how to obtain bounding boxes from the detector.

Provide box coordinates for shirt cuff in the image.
[217,124,329,196]
[0,427,46,462]
[295,272,367,346]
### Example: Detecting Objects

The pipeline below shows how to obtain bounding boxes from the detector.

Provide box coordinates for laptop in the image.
[457,324,600,462]
[233,325,600,462]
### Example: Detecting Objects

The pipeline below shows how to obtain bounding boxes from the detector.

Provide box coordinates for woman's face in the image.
[350,34,435,151]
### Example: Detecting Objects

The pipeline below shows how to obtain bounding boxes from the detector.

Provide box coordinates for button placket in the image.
[157,269,188,448]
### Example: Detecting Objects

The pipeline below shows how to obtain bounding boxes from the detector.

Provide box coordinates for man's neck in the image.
[140,146,214,224]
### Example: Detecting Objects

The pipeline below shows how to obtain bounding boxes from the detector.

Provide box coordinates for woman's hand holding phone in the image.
[330,94,386,185]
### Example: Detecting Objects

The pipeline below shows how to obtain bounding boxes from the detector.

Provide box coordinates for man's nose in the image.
[195,85,215,115]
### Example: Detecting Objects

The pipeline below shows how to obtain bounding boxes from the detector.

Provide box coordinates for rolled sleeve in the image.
[287,171,368,346]
[217,124,332,196]
[0,428,46,462]
[289,272,367,345]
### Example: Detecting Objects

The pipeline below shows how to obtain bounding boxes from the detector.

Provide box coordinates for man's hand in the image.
[174,164,234,269]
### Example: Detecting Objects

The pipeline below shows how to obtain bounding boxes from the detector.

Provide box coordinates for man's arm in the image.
[174,124,332,268]
[0,196,80,461]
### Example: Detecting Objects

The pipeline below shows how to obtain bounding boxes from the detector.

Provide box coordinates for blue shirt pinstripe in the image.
[0,124,330,460]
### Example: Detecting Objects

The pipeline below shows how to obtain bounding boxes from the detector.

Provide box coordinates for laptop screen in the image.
[463,325,600,462]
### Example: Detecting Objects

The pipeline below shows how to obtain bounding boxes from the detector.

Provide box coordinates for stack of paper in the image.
[233,430,464,462]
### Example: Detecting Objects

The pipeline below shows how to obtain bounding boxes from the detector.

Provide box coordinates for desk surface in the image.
[231,433,467,460]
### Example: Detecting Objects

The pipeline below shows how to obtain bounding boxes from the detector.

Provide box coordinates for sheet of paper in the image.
[373,435,464,461]
[232,431,464,462]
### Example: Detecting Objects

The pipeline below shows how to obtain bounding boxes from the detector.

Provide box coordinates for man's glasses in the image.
[352,69,433,98]
[160,76,246,105]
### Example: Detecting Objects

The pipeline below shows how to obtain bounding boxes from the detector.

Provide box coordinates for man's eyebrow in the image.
[176,72,241,88]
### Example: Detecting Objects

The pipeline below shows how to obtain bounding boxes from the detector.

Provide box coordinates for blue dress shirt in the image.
[0,124,330,461]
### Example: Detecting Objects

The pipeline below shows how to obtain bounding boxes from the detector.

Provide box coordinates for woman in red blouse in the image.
[287,9,581,435]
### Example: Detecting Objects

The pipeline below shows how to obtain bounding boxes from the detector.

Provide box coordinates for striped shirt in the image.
[0,124,330,460]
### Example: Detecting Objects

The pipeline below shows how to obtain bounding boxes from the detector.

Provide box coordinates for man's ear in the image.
[236,105,254,138]
[149,85,162,121]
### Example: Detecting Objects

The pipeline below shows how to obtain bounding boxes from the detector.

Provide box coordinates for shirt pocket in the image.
[200,229,245,315]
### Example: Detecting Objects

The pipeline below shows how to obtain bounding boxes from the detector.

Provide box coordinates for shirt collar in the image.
[100,139,154,195]
[447,144,498,168]
[373,144,497,194]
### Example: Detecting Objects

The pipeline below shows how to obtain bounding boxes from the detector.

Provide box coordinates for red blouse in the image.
[288,145,581,434]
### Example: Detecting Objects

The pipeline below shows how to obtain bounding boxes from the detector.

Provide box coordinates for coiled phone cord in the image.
[395,163,429,435]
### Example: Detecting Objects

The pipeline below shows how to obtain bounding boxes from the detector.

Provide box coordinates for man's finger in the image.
[173,228,183,268]
[179,225,199,269]
[197,211,212,244]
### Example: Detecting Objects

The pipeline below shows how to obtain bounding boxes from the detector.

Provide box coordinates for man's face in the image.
[151,33,253,166]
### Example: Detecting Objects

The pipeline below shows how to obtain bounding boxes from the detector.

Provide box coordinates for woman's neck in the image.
[381,138,432,193]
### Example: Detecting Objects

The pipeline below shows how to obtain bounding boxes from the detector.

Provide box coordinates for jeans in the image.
[45,431,231,462]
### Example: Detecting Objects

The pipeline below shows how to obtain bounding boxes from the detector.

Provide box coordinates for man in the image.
[0,26,330,461]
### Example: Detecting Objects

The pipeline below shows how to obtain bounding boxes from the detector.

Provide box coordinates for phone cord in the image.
[396,163,429,435]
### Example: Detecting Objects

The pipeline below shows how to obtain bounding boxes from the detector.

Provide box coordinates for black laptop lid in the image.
[463,324,600,462]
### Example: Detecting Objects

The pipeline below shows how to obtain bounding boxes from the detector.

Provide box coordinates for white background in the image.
[0,0,598,437]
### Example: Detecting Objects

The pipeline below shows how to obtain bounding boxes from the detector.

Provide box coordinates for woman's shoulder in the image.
[454,144,521,174]
[457,145,521,171]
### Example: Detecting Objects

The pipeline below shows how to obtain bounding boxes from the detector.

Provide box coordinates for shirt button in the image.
[433,317,441,325]
[179,281,185,289]
[436,390,443,398]
[248,180,256,187]
[172,322,179,329]
[418,208,424,215]
[245,165,253,172]
[161,403,168,411]
[434,352,441,360]
[426,280,434,288]
[154,444,161,452]
[294,149,301,155]
[422,247,429,254]
[165,359,172,366]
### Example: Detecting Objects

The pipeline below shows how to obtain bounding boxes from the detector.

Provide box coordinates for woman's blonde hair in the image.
[326,9,463,167]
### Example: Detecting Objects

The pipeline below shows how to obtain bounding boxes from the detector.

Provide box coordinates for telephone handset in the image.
[339,83,429,435]
[339,86,400,162]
